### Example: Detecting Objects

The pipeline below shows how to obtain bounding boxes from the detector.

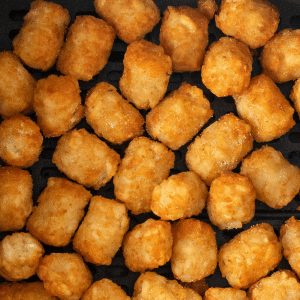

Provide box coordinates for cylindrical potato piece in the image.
[240,146,300,209]
[26,177,92,247]
[73,196,130,266]
[218,223,282,289]
[215,0,279,49]
[0,166,33,232]
[204,287,248,300]
[12,0,70,71]
[119,40,172,110]
[57,15,116,81]
[52,128,120,190]
[290,78,300,119]
[94,0,160,44]
[201,37,252,97]
[146,82,213,150]
[85,82,144,144]
[159,6,209,72]
[185,113,253,186]
[151,171,208,221]
[0,232,44,281]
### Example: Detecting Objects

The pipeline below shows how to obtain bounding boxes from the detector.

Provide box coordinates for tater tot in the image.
[207,171,256,230]
[185,113,253,186]
[85,82,144,144]
[260,29,300,83]
[280,216,300,278]
[122,218,173,272]
[94,0,160,44]
[204,287,248,300]
[37,253,93,300]
[0,232,44,281]
[132,272,202,300]
[146,82,213,150]
[57,15,116,81]
[52,128,120,190]
[0,51,36,119]
[151,171,208,221]
[0,166,33,232]
[171,218,217,283]
[289,77,300,118]
[119,40,172,110]
[26,177,92,247]
[233,74,295,142]
[73,196,129,266]
[12,0,70,71]
[248,270,300,300]
[215,0,279,49]
[240,146,300,209]
[201,37,253,97]
[159,6,209,72]
[33,74,84,138]
[0,115,43,168]
[197,0,218,21]
[218,223,282,289]
[113,136,175,214]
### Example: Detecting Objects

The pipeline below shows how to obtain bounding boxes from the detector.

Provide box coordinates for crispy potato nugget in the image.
[37,253,93,300]
[290,77,300,119]
[73,196,129,266]
[201,37,252,97]
[0,115,43,168]
[94,0,160,44]
[171,219,217,283]
[85,82,144,144]
[260,29,300,83]
[186,113,253,186]
[204,287,248,300]
[240,146,300,209]
[0,166,33,232]
[57,15,116,81]
[122,218,173,272]
[113,136,175,214]
[0,232,44,281]
[119,39,172,110]
[26,177,92,247]
[207,171,256,230]
[146,82,213,150]
[33,74,84,138]
[218,223,282,289]
[159,6,209,72]
[151,171,208,221]
[52,128,120,190]
[13,0,70,71]
[234,74,295,142]
[198,0,218,20]
[132,272,202,300]
[215,0,279,49]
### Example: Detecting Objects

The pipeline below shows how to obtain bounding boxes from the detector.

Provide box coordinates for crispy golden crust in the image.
[113,136,175,214]
[33,74,84,138]
[290,78,300,118]
[52,128,120,190]
[119,39,172,110]
[215,0,279,49]
[37,253,93,300]
[201,37,253,97]
[240,146,300,209]
[197,0,218,20]
[94,0,160,44]
[159,6,209,72]
[0,115,43,168]
[260,28,300,83]
[0,166,33,232]
[171,219,217,283]
[85,82,144,144]
[146,82,213,150]
[57,15,115,81]
[26,177,92,247]
[185,113,253,186]
[13,0,70,71]
[218,223,282,289]
[204,287,248,300]
[73,196,129,266]
[0,232,44,281]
